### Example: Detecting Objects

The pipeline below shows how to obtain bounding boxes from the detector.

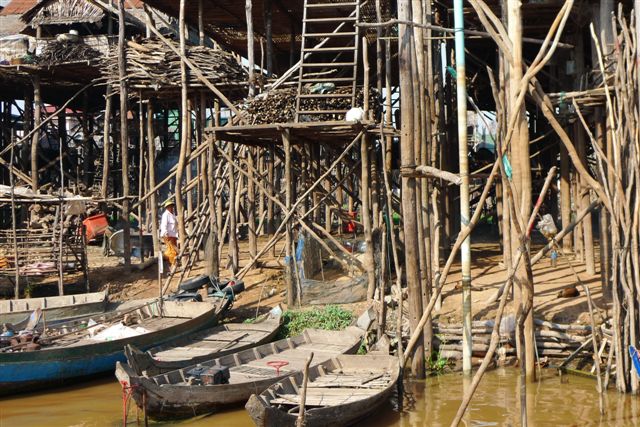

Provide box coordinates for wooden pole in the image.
[138,100,146,263]
[30,75,41,191]
[174,0,190,255]
[398,0,425,379]
[9,131,19,299]
[147,100,160,256]
[246,0,255,97]
[248,148,257,259]
[283,129,294,306]
[264,0,273,76]
[101,88,112,200]
[296,352,314,427]
[362,38,376,300]
[507,0,535,381]
[118,0,131,268]
[198,0,204,46]
[227,140,239,274]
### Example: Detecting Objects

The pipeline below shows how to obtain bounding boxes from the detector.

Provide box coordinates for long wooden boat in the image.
[0,299,224,396]
[125,306,283,376]
[115,326,365,420]
[0,290,108,326]
[245,354,399,427]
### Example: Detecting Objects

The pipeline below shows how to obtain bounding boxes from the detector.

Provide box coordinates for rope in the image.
[120,380,140,426]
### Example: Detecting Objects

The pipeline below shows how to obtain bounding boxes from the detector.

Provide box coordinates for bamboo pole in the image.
[138,101,145,263]
[174,0,189,254]
[198,0,204,46]
[30,75,41,191]
[227,141,239,274]
[453,0,472,375]
[246,0,255,97]
[118,0,131,268]
[101,89,113,200]
[9,132,19,299]
[248,148,257,259]
[283,129,294,306]
[147,100,160,285]
[362,38,376,300]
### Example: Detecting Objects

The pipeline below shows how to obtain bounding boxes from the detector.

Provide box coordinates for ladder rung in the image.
[304,17,357,23]
[297,110,348,115]
[299,93,353,98]
[306,2,358,8]
[303,46,356,52]
[301,62,356,67]
[305,32,357,37]
[300,77,355,83]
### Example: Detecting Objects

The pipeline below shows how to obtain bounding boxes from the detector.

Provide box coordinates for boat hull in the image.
[0,291,108,326]
[245,354,399,427]
[116,327,364,420]
[0,300,220,396]
[128,319,282,376]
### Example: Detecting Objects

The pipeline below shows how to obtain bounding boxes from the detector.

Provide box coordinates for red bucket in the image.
[83,213,109,241]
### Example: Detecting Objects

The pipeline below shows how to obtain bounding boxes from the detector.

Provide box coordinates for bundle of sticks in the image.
[243,86,381,124]
[101,38,247,92]
[36,41,101,66]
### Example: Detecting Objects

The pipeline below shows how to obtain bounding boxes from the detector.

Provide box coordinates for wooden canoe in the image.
[115,326,365,420]
[0,299,224,396]
[124,306,283,376]
[0,290,108,326]
[245,354,399,427]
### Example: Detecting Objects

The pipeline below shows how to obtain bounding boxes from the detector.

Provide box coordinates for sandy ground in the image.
[437,241,606,326]
[5,232,605,324]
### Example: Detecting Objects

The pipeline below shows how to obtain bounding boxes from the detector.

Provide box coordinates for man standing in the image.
[160,198,179,267]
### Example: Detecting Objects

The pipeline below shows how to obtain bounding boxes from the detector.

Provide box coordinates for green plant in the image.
[428,352,449,373]
[278,305,353,339]
[428,334,450,374]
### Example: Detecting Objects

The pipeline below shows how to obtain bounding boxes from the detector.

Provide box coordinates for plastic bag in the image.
[537,214,558,239]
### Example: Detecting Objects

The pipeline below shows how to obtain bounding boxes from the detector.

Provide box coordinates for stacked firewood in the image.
[243,86,381,124]
[431,317,592,360]
[101,39,247,92]
[36,41,101,66]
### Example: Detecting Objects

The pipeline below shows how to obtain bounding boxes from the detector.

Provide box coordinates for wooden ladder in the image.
[295,0,360,122]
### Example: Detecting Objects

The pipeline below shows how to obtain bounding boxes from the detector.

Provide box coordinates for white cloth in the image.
[160,209,178,238]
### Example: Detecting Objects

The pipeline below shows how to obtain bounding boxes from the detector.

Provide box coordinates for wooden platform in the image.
[205,120,397,146]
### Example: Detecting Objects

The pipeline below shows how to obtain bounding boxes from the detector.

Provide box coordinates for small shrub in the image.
[278,305,353,339]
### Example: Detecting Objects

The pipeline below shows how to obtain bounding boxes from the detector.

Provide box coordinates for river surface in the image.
[1,368,639,426]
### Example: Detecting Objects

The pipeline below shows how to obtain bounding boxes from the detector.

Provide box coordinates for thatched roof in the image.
[23,0,105,26]
[20,0,146,28]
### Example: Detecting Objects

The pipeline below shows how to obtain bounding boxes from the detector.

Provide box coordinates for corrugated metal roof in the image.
[0,0,37,16]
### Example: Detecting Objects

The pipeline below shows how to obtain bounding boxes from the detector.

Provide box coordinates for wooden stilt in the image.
[283,129,295,306]
[118,0,131,268]
[398,0,425,379]
[30,76,41,191]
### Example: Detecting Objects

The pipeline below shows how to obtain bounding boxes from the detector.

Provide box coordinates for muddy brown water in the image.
[1,368,639,426]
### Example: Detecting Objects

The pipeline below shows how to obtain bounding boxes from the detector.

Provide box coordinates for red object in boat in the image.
[83,213,109,241]
[343,211,357,233]
[266,360,289,376]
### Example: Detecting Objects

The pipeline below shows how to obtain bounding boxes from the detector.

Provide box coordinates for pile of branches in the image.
[243,86,381,124]
[101,38,247,92]
[36,41,101,66]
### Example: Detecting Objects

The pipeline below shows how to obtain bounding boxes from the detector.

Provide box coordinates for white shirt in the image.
[160,210,178,238]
